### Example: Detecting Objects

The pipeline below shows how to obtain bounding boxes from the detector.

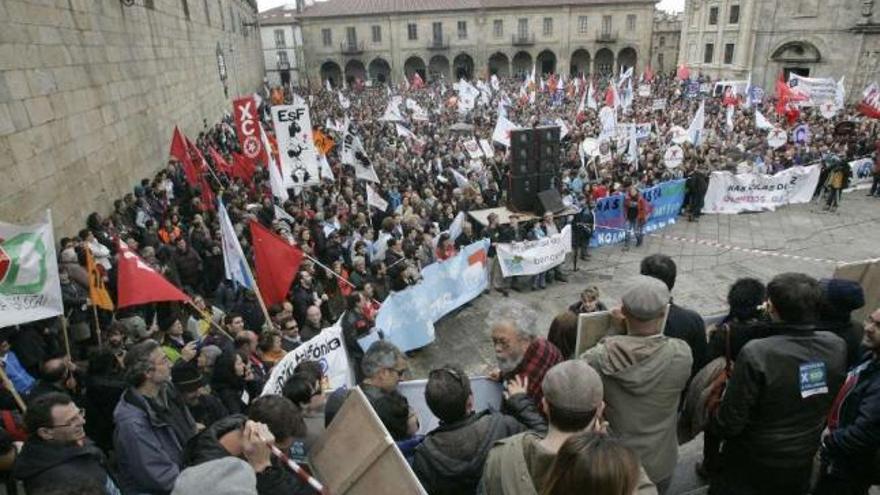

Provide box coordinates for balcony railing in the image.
[512,33,535,46]
[340,41,364,54]
[596,30,618,43]
[428,35,449,50]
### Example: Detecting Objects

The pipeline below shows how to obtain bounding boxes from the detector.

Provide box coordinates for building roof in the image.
[260,4,301,25]
[298,0,655,19]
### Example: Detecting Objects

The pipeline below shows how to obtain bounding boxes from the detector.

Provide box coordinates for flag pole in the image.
[92,305,103,347]
[185,300,234,341]
[0,367,26,413]
[60,315,72,361]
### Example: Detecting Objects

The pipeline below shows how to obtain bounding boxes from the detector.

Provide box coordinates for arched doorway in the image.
[617,47,637,75]
[344,59,366,86]
[512,51,533,79]
[368,58,391,84]
[771,40,822,78]
[569,49,591,77]
[453,53,474,80]
[428,55,450,82]
[536,49,556,75]
[595,48,614,76]
[404,56,426,80]
[320,61,342,87]
[488,52,510,77]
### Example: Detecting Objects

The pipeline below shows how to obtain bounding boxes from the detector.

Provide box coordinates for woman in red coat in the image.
[623,186,652,249]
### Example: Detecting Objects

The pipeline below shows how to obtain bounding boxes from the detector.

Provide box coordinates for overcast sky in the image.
[257,0,685,13]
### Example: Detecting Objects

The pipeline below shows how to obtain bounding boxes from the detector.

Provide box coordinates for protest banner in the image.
[702,164,821,214]
[664,145,684,169]
[652,98,667,111]
[262,323,354,396]
[496,225,572,277]
[398,377,503,435]
[0,211,63,327]
[589,179,686,247]
[635,123,652,140]
[272,102,319,188]
[846,157,875,191]
[638,84,651,97]
[359,239,490,352]
[767,127,787,148]
[463,138,483,158]
[233,96,265,162]
[788,74,837,107]
[309,387,427,494]
[479,138,495,158]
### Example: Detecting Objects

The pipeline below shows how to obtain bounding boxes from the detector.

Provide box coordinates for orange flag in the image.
[85,249,114,311]
[313,129,335,156]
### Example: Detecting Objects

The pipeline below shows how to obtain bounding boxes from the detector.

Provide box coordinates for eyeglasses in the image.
[389,367,409,379]
[50,407,86,429]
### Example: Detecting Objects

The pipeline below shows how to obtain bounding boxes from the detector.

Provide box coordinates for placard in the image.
[272,103,319,187]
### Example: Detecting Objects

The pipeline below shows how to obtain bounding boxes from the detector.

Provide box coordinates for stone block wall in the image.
[0,0,264,236]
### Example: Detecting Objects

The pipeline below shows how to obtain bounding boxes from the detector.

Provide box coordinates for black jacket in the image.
[664,303,707,378]
[822,353,880,485]
[362,383,410,441]
[711,324,847,469]
[411,394,546,495]
[14,438,115,494]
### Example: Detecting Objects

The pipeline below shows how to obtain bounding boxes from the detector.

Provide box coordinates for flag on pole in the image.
[169,127,200,187]
[755,109,774,130]
[337,91,350,109]
[260,124,289,201]
[318,154,335,182]
[492,116,519,147]
[687,100,705,146]
[250,220,303,306]
[0,211,64,327]
[85,249,113,311]
[116,239,190,309]
[366,184,389,212]
[218,199,256,290]
[230,152,257,183]
[676,64,690,81]
[451,168,470,189]
[858,82,880,118]
[835,76,846,109]
[208,146,233,176]
[587,81,598,110]
[395,123,416,140]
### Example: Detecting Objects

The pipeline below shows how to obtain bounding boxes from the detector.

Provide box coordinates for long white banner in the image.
[703,165,821,214]
[789,74,837,107]
[261,323,354,396]
[496,225,572,277]
[271,102,319,188]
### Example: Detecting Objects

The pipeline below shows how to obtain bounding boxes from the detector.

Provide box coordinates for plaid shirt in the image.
[505,338,563,406]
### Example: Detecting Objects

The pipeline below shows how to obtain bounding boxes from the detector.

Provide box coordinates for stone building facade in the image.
[650,11,682,74]
[295,0,657,87]
[678,0,880,97]
[0,0,264,235]
[260,4,305,87]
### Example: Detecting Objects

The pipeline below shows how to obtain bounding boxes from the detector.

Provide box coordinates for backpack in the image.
[705,324,735,417]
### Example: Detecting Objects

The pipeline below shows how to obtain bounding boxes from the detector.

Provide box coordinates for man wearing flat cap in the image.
[582,275,692,492]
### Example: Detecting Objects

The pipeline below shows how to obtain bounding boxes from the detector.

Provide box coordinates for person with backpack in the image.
[824,156,850,212]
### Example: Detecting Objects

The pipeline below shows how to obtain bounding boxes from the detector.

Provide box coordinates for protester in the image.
[360,340,415,442]
[540,432,642,495]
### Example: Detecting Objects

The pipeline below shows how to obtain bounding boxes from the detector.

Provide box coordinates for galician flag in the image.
[0,211,63,327]
[219,199,256,290]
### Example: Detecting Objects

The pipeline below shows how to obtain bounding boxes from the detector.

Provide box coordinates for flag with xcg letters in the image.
[0,211,63,327]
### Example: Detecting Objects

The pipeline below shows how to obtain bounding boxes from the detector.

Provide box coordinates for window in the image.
[346,26,356,46]
[372,25,382,43]
[274,29,286,47]
[729,5,740,24]
[709,6,718,25]
[432,22,442,43]
[181,0,190,19]
[407,23,418,41]
[704,43,714,63]
[626,14,636,31]
[543,17,553,36]
[601,15,612,34]
[578,16,588,34]
[457,21,467,39]
[518,18,528,38]
[659,36,665,47]
[322,28,332,46]
[493,19,503,38]
[658,53,665,71]
[277,51,289,66]
[724,43,735,64]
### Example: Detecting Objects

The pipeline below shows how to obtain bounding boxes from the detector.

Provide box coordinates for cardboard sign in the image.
[833,258,880,325]
[574,311,618,357]
[309,387,427,494]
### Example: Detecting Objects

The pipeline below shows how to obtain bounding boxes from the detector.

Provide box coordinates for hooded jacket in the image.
[13,438,116,494]
[582,333,692,483]
[411,394,546,495]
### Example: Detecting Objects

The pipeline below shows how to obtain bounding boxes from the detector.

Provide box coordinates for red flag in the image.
[775,75,805,121]
[411,72,425,89]
[232,96,267,164]
[644,65,655,82]
[858,83,880,119]
[231,152,257,183]
[676,64,690,81]
[249,220,304,306]
[116,239,190,309]
[722,87,738,107]
[169,127,200,187]
[604,85,615,107]
[208,146,233,176]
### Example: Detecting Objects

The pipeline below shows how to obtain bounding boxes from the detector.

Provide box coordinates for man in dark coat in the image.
[13,392,119,494]
[172,238,203,293]
[360,340,413,442]
[686,167,709,221]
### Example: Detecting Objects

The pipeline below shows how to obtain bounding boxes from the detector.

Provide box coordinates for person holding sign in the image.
[707,273,847,495]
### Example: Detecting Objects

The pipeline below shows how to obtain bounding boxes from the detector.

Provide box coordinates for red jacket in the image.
[624,194,652,224]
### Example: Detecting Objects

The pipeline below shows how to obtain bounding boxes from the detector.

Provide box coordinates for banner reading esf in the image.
[358,239,490,352]
[261,323,353,396]
[589,180,686,247]
[496,225,571,277]
[271,102,319,189]
[702,165,821,214]
[233,96,265,163]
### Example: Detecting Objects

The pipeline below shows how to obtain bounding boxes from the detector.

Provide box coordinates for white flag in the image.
[726,104,735,133]
[274,205,296,225]
[366,184,388,212]
[325,80,332,92]
[447,211,466,243]
[627,125,639,166]
[687,101,705,146]
[379,98,405,122]
[395,123,416,139]
[619,66,634,85]
[218,199,256,290]
[492,116,519,147]
[261,124,289,202]
[491,74,500,91]
[555,118,570,139]
[835,76,846,109]
[587,81,598,110]
[755,109,774,130]
[337,91,350,109]
[451,168,470,189]
[318,154,335,182]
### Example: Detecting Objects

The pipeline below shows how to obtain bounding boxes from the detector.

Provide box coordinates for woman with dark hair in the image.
[706,277,769,362]
[541,432,640,495]
[547,311,580,360]
[210,351,249,414]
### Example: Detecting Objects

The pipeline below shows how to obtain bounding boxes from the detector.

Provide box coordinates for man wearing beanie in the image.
[480,360,656,495]
[818,278,866,367]
[582,275,692,492]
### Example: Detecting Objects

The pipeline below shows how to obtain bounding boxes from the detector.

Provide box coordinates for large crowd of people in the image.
[1,68,879,495]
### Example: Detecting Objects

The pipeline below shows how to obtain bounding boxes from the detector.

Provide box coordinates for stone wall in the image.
[0,0,264,237]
